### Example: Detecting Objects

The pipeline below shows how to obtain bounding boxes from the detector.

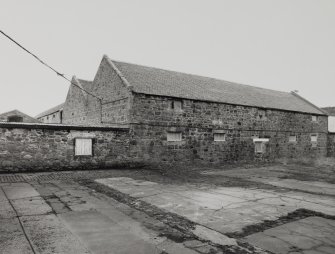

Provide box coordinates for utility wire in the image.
[0,30,102,102]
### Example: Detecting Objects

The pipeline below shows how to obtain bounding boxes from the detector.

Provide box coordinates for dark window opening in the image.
[7,116,23,122]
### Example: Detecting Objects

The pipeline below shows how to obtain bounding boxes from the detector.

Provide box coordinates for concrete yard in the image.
[0,164,335,254]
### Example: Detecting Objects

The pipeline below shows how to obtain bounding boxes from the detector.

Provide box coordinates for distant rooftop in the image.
[35,103,64,118]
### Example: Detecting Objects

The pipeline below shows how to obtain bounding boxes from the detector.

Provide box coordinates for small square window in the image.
[171,101,183,111]
[255,141,265,153]
[214,133,226,142]
[75,138,92,156]
[311,134,318,143]
[289,135,297,142]
[312,115,318,122]
[167,132,182,142]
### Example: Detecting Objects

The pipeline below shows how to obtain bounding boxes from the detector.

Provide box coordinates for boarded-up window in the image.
[171,101,183,111]
[254,141,265,153]
[75,138,92,156]
[214,133,226,142]
[289,135,297,142]
[167,132,182,142]
[312,115,318,122]
[311,134,318,142]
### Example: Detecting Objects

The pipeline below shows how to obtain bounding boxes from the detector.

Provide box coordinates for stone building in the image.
[0,109,40,123]
[58,55,328,166]
[36,103,64,124]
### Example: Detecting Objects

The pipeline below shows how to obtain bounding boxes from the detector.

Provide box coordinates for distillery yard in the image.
[1,162,335,254]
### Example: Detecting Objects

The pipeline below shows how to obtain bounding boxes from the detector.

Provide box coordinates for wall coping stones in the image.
[0,122,129,132]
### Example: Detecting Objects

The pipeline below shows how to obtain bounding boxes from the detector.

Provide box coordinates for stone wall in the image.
[63,56,132,126]
[129,93,328,165]
[0,123,141,173]
[327,132,335,157]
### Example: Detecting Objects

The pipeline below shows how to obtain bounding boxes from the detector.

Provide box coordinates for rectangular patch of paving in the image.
[21,214,90,254]
[0,218,33,254]
[2,183,40,200]
[97,177,335,235]
[60,210,161,254]
[11,196,53,216]
[245,216,335,254]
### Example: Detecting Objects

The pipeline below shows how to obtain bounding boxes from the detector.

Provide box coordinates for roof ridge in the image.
[103,55,133,90]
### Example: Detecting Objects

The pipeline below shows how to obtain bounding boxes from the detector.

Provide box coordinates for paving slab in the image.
[60,210,161,254]
[21,214,90,254]
[0,200,16,219]
[245,216,335,254]
[11,196,53,216]
[2,183,40,200]
[0,218,33,254]
[97,177,335,235]
[192,225,237,246]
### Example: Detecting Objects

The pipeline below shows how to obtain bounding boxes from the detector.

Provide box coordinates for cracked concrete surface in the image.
[245,216,335,254]
[96,177,335,235]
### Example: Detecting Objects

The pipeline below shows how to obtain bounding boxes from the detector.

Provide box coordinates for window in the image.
[167,132,182,142]
[312,115,318,122]
[53,114,56,118]
[253,138,269,154]
[289,135,297,143]
[75,138,93,156]
[255,141,265,153]
[214,133,226,142]
[310,134,318,148]
[257,110,267,120]
[7,116,23,122]
[171,100,183,111]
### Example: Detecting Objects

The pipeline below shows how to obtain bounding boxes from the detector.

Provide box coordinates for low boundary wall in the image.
[0,122,141,173]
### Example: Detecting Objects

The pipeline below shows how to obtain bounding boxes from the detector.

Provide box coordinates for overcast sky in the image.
[1,0,334,116]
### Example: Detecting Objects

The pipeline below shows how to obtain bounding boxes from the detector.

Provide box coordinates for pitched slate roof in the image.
[107,56,325,115]
[322,107,335,116]
[35,103,64,118]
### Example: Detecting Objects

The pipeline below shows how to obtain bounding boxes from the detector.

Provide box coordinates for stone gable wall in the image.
[63,82,89,125]
[0,123,140,173]
[62,57,132,126]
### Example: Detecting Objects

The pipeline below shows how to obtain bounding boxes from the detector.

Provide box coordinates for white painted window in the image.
[312,115,318,122]
[253,138,269,154]
[329,116,335,132]
[214,133,226,142]
[167,132,182,142]
[289,135,297,142]
[257,110,267,120]
[310,134,318,143]
[254,141,265,153]
[75,138,92,156]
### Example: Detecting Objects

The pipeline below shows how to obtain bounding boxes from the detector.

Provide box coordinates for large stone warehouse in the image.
[58,55,329,164]
[0,55,331,172]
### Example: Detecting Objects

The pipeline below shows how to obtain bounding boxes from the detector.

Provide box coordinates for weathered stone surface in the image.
[245,217,335,254]
[192,225,237,246]
[0,218,33,254]
[60,210,161,254]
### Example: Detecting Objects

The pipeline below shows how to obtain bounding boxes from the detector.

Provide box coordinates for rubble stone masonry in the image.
[128,93,328,166]
[0,123,142,173]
